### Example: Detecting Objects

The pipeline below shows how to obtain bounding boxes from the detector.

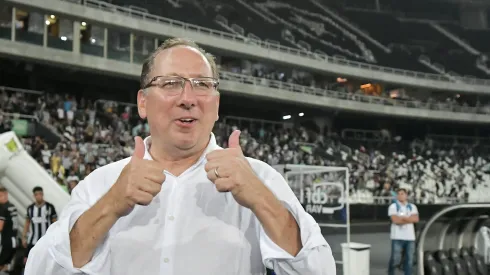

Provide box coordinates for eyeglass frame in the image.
[142,75,220,94]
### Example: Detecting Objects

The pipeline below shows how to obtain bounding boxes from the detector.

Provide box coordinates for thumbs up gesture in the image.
[105,136,166,217]
[205,130,268,210]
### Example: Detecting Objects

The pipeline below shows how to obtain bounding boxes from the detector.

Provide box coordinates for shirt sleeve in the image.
[410,204,419,215]
[256,170,336,275]
[26,206,32,220]
[388,203,397,216]
[50,204,58,220]
[24,173,112,275]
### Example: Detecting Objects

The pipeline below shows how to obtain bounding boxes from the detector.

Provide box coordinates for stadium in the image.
[0,0,490,274]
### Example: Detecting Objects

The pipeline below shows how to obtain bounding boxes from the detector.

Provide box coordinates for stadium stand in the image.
[2,85,490,204]
[102,0,490,80]
[2,0,490,274]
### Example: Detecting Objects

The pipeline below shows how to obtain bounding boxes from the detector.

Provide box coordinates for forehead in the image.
[152,46,213,78]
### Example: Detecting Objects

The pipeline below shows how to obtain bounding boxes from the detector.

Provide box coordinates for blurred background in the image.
[1,0,490,274]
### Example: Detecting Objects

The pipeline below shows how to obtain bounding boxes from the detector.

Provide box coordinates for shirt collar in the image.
[142,132,220,162]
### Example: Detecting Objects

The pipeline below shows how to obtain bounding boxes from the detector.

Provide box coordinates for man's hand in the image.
[205,130,268,210]
[105,136,166,217]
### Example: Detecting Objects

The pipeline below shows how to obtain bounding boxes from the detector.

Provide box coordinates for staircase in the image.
[308,0,391,54]
[430,23,479,55]
[255,2,366,60]
[215,15,247,38]
[418,55,460,82]
[235,0,276,24]
[431,22,490,76]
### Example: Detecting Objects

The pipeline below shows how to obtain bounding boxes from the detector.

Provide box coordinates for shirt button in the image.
[164,258,170,263]
[169,216,175,221]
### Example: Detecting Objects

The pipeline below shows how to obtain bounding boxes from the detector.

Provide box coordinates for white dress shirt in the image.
[25,134,335,275]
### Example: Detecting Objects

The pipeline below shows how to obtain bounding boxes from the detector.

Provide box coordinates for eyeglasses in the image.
[143,76,219,96]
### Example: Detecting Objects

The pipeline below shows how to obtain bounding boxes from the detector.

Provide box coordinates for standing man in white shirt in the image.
[24,37,335,275]
[388,188,419,275]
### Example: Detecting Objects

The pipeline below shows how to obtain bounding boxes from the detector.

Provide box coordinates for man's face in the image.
[137,46,219,152]
[34,191,44,203]
[397,190,408,202]
[0,192,7,204]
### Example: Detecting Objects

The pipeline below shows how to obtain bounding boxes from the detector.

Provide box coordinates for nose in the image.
[178,80,197,109]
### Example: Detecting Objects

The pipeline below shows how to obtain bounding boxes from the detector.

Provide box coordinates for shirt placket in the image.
[159,173,182,275]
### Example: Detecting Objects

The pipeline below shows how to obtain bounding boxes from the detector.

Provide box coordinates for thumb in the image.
[228,130,242,150]
[132,136,145,160]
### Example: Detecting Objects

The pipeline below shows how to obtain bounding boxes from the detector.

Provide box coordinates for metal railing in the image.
[0,86,44,95]
[60,0,490,87]
[219,71,489,115]
[350,195,488,204]
[1,68,488,116]
[0,111,39,122]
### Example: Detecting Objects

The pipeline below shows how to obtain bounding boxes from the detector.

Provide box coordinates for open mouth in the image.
[177,118,196,124]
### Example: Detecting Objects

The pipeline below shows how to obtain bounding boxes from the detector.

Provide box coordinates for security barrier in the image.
[417,204,490,275]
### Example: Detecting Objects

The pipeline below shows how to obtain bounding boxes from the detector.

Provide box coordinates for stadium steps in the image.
[214,15,246,38]
[430,22,490,77]
[308,0,391,54]
[395,17,487,78]
[442,23,490,74]
[430,22,480,55]
[254,1,368,61]
[418,55,460,82]
[234,0,276,25]
[212,0,294,49]
[335,9,435,73]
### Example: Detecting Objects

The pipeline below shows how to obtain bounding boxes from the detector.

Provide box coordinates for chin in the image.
[173,134,199,149]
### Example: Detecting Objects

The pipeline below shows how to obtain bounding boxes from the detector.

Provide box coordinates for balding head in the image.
[140,38,218,89]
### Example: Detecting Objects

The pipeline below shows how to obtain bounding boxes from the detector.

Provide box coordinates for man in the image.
[388,188,419,275]
[0,187,18,272]
[22,186,57,265]
[25,38,335,275]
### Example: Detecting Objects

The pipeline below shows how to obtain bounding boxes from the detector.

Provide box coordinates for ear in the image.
[137,89,147,119]
[215,91,220,121]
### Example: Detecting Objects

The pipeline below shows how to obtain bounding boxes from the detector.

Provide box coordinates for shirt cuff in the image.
[49,205,111,274]
[259,198,328,268]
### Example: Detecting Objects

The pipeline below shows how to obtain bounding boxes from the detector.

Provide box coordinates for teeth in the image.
[180,119,194,122]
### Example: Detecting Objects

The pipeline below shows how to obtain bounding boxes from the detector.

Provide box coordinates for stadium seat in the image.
[434,250,456,275]
[424,251,443,275]
[461,247,479,275]
[469,247,488,275]
[448,248,468,275]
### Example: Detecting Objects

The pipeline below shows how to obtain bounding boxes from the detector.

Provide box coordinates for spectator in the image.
[388,188,419,275]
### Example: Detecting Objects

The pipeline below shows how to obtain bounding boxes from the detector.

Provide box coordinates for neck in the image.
[149,139,209,176]
[36,201,45,206]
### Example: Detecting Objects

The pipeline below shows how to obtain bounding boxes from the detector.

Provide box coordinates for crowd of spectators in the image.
[218,59,490,114]
[1,86,490,203]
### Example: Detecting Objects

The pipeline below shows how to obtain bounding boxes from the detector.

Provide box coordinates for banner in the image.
[300,181,344,215]
[11,119,28,137]
[4,137,20,154]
